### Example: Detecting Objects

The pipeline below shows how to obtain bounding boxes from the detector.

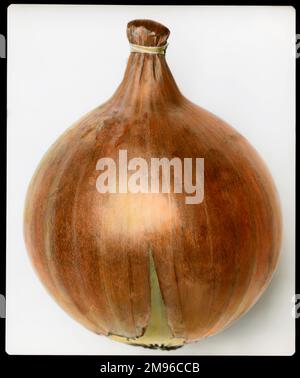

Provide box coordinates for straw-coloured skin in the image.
[24,20,282,349]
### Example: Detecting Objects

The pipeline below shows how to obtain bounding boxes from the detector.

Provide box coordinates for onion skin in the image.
[24,20,282,347]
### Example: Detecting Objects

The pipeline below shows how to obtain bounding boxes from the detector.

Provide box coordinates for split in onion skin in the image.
[24,19,282,349]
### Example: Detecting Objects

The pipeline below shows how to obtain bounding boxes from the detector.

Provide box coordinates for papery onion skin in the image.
[24,19,282,348]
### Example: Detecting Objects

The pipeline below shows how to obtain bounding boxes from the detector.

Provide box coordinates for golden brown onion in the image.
[24,19,282,349]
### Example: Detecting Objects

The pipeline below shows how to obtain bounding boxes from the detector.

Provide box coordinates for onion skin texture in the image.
[24,20,282,348]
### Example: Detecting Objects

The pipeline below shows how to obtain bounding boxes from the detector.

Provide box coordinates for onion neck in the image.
[109,53,184,114]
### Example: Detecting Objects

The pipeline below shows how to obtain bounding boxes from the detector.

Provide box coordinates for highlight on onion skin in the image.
[23,19,282,349]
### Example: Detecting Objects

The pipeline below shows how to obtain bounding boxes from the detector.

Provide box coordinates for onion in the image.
[24,19,282,349]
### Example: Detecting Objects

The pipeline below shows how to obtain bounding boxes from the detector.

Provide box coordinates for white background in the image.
[6,5,295,355]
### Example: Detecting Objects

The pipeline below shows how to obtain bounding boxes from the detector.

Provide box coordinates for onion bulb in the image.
[24,19,282,349]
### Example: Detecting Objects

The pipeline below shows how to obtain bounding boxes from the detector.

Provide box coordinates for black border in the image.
[1,1,297,374]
